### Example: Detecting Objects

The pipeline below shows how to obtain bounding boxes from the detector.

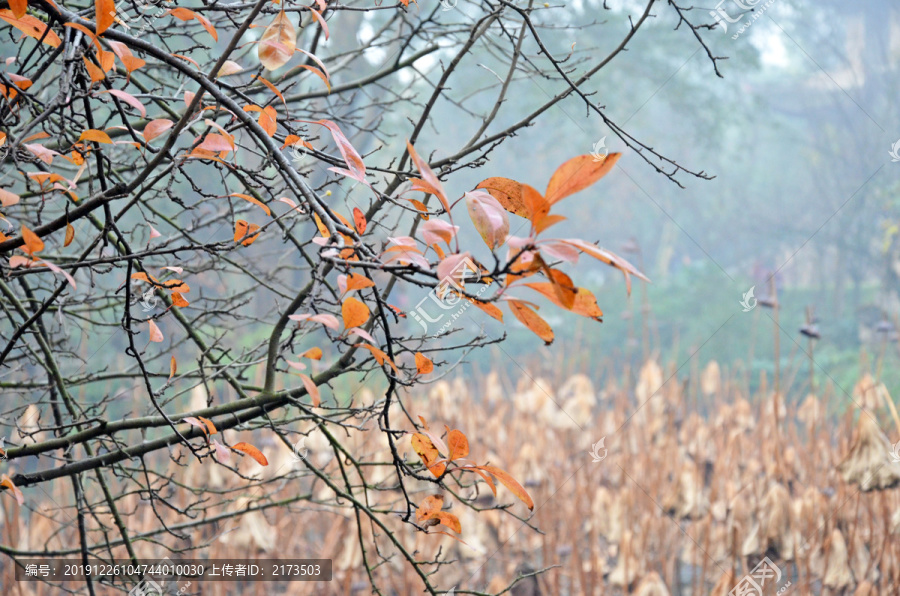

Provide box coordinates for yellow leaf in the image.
[169,355,177,379]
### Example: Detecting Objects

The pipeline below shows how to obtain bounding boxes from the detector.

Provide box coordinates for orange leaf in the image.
[167,7,217,41]
[545,153,621,204]
[148,320,163,343]
[415,495,462,534]
[9,0,26,19]
[171,292,189,307]
[255,76,285,105]
[197,416,217,435]
[475,177,546,221]
[234,220,249,242]
[79,129,112,144]
[258,10,295,70]
[352,207,367,235]
[341,296,370,330]
[258,106,277,137]
[508,299,553,345]
[447,428,468,460]
[0,474,24,506]
[0,10,62,47]
[64,222,74,247]
[354,343,398,374]
[476,464,534,510]
[183,416,209,437]
[242,224,260,246]
[169,355,177,379]
[229,193,271,216]
[414,352,433,375]
[96,0,114,35]
[300,347,323,360]
[232,442,269,466]
[20,224,44,256]
[523,283,603,321]
[143,119,174,143]
[411,434,445,477]
[344,273,375,293]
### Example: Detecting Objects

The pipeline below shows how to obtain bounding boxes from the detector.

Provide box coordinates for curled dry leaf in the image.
[232,442,268,466]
